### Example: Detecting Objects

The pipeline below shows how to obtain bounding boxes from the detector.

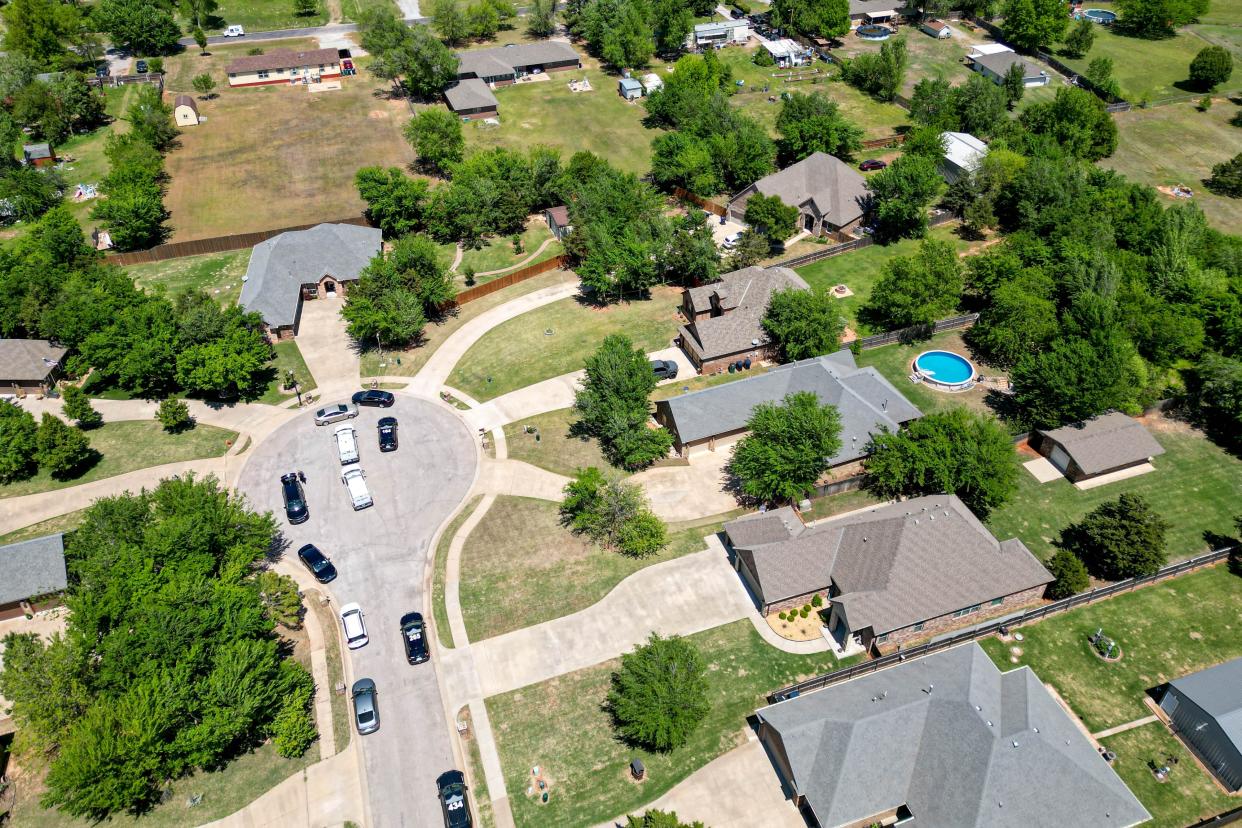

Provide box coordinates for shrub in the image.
[799,607,809,618]
[1059,493,1168,580]
[1206,153,1242,198]
[35,414,92,478]
[1197,95,1212,112]
[0,400,39,483]
[271,684,317,758]
[156,398,193,432]
[802,604,812,613]
[753,47,775,67]
[60,385,102,428]
[608,634,709,751]
[778,611,787,620]
[811,594,823,607]
[1045,550,1091,599]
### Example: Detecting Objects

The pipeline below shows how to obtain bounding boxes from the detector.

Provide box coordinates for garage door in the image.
[1048,445,1071,473]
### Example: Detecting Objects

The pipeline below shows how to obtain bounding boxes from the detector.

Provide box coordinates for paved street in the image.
[235,394,477,828]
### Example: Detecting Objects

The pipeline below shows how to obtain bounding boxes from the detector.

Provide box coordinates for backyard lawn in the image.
[854,329,1007,419]
[987,425,1242,562]
[0,422,238,500]
[458,496,745,641]
[487,619,857,828]
[503,408,612,478]
[446,286,684,401]
[978,564,1242,732]
[455,218,562,287]
[52,84,139,235]
[831,27,981,95]
[258,340,317,404]
[127,250,249,305]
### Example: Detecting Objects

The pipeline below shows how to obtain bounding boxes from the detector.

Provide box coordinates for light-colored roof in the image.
[756,643,1151,828]
[971,50,1045,79]
[0,339,68,381]
[942,131,987,172]
[226,47,339,74]
[969,43,1013,56]
[726,495,1051,625]
[762,39,804,58]
[174,94,198,113]
[849,0,906,15]
[239,223,382,329]
[445,78,499,111]
[455,41,581,79]
[22,143,52,159]
[640,72,663,88]
[1037,412,1165,476]
[619,77,643,90]
[1169,657,1242,754]
[0,533,67,605]
[695,19,749,34]
[678,267,810,361]
[739,152,868,229]
[657,350,921,462]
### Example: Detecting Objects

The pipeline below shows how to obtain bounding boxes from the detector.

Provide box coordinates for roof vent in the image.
[929,514,935,521]
[862,536,868,542]
[975,705,982,711]
[913,519,919,525]
[1012,740,1020,748]
[944,510,949,517]
[987,721,993,727]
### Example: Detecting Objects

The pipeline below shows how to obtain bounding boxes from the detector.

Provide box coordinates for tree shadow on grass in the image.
[50,449,103,482]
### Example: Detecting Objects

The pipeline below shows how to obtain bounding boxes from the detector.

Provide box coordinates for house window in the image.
[953,604,982,618]
[877,633,889,644]
[913,622,924,632]
[991,598,1004,606]
[257,70,269,79]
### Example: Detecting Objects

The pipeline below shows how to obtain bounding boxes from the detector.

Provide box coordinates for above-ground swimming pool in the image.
[856,24,892,40]
[913,350,976,391]
[1082,8,1117,23]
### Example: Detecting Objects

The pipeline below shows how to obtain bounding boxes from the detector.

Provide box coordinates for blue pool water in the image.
[915,350,974,385]
[1083,8,1117,23]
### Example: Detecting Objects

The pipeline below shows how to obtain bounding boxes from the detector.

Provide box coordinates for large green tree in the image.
[1062,16,1095,58]
[762,288,846,361]
[60,384,102,428]
[1045,549,1091,599]
[625,810,706,828]
[355,166,431,237]
[1010,334,1139,428]
[744,193,800,245]
[608,634,710,751]
[1001,0,1068,50]
[731,391,842,503]
[861,238,963,329]
[342,234,454,347]
[359,7,460,98]
[561,467,668,557]
[1019,87,1118,161]
[2,0,80,66]
[405,108,465,174]
[1189,45,1232,91]
[95,0,183,56]
[1116,0,1208,37]
[866,153,944,242]
[1059,493,1168,579]
[776,92,864,165]
[0,400,38,483]
[771,0,850,40]
[573,333,674,469]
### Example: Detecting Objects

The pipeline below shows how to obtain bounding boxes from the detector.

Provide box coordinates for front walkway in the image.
[295,296,360,398]
[198,743,364,828]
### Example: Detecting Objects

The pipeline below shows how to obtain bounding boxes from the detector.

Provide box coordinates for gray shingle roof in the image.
[22,143,53,160]
[739,153,868,228]
[725,495,1052,626]
[1169,657,1242,754]
[239,223,382,329]
[971,50,1044,80]
[0,533,67,605]
[657,350,921,462]
[0,339,68,381]
[1038,412,1165,476]
[679,267,809,362]
[756,643,1151,828]
[445,78,499,111]
[455,41,581,80]
[849,0,906,14]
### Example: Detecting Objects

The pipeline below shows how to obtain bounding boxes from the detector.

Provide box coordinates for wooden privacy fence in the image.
[861,133,906,149]
[768,545,1235,703]
[441,255,568,309]
[856,312,979,350]
[106,216,373,265]
[672,187,728,217]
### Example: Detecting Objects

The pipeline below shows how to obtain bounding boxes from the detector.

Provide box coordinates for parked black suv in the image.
[400,611,429,664]
[297,543,337,583]
[352,389,395,408]
[651,359,678,380]
[378,416,398,452]
[281,473,308,524]
[436,770,472,828]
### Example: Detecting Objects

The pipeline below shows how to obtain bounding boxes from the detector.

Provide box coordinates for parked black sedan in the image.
[280,472,308,524]
[378,416,398,452]
[297,543,337,583]
[352,389,395,408]
[400,611,429,664]
[436,770,472,828]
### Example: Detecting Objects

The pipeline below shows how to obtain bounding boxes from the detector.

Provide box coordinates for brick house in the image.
[727,152,868,238]
[225,47,343,87]
[723,495,1052,653]
[0,338,68,396]
[676,266,809,373]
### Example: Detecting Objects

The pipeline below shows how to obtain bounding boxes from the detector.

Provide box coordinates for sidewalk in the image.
[197,744,363,828]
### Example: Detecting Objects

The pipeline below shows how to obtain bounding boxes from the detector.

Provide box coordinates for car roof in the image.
[298,543,322,557]
[379,417,397,426]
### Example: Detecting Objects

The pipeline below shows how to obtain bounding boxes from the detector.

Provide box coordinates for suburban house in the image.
[728,153,869,238]
[967,45,1050,87]
[760,39,811,67]
[0,533,68,621]
[723,495,1052,650]
[654,349,921,459]
[21,143,55,167]
[0,338,68,396]
[675,266,809,373]
[454,42,581,85]
[689,19,750,49]
[445,78,499,119]
[225,47,343,87]
[1035,411,1165,484]
[1159,657,1242,792]
[755,643,1152,828]
[939,131,987,183]
[239,223,382,339]
[173,95,200,127]
[619,77,643,100]
[920,18,953,37]
[545,205,571,240]
[849,0,907,25]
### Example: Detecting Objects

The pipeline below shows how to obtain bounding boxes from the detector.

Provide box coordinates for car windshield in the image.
[358,709,374,724]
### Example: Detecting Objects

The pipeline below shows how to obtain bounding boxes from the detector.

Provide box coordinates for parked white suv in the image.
[341,465,373,510]
[334,424,359,465]
[223,25,245,36]
[339,602,369,649]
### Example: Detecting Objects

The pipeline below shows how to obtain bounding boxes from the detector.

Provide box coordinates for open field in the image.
[199,0,327,33]
[1101,100,1242,233]
[503,408,612,477]
[458,496,745,641]
[831,27,984,94]
[988,424,1242,562]
[0,422,237,500]
[487,619,858,828]
[0,508,88,545]
[341,0,401,21]
[979,564,1242,731]
[161,42,415,241]
[447,286,684,401]
[126,250,248,305]
[855,329,1007,419]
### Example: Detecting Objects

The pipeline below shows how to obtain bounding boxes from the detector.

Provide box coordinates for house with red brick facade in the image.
[724,495,1052,653]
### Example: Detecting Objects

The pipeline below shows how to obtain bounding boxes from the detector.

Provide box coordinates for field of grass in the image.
[1101,723,1238,828]
[341,0,400,21]
[855,329,1007,418]
[832,29,977,95]
[0,422,237,500]
[1198,0,1242,24]
[979,564,1242,731]
[161,43,415,241]
[487,619,858,828]
[432,494,484,649]
[447,286,684,401]
[200,0,327,32]
[0,508,88,545]
[258,339,318,404]
[127,250,248,305]
[503,407,612,478]
[1100,100,1242,233]
[803,487,885,521]
[987,426,1242,562]
[458,496,745,641]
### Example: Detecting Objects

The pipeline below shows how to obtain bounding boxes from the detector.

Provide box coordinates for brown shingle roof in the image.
[226,47,340,75]
[679,266,809,362]
[734,152,868,228]
[1037,412,1165,476]
[174,94,198,113]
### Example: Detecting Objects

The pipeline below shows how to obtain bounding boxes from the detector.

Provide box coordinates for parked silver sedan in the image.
[352,677,380,735]
[313,402,358,426]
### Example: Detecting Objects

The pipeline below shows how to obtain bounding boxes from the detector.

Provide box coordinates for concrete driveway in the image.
[296,297,360,395]
[633,448,741,522]
[235,394,476,828]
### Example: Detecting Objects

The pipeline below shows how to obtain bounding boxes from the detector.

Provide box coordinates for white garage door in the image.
[1049,445,1071,473]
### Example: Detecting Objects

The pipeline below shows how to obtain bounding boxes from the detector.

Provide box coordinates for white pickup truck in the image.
[341,465,373,510]
[334,424,359,465]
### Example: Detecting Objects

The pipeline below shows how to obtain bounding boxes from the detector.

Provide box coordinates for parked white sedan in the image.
[341,465,373,510]
[339,602,369,649]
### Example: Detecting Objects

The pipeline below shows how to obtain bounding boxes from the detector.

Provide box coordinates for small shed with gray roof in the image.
[0,338,69,396]
[1159,657,1242,792]
[445,78,499,119]
[755,642,1151,828]
[1036,411,1165,483]
[728,152,869,238]
[239,222,382,339]
[0,533,68,620]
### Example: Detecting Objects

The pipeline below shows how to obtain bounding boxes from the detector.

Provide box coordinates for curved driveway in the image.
[236,395,476,828]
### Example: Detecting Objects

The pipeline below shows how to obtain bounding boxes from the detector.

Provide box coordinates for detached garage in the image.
[1036,411,1165,484]
[1160,657,1242,792]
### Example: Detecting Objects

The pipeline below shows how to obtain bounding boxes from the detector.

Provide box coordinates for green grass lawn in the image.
[0,421,237,500]
[127,250,249,305]
[200,0,327,32]
[1197,0,1242,24]
[258,340,317,405]
[1100,100,1242,233]
[459,219,558,278]
[855,329,1008,419]
[651,363,771,401]
[487,619,860,828]
[459,496,745,641]
[447,286,684,401]
[433,494,484,649]
[1101,723,1238,828]
[340,0,400,21]
[978,564,1242,732]
[832,30,975,95]
[54,84,139,236]
[0,508,88,545]
[987,427,1242,562]
[503,408,613,478]
[803,487,885,521]
[459,707,497,828]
